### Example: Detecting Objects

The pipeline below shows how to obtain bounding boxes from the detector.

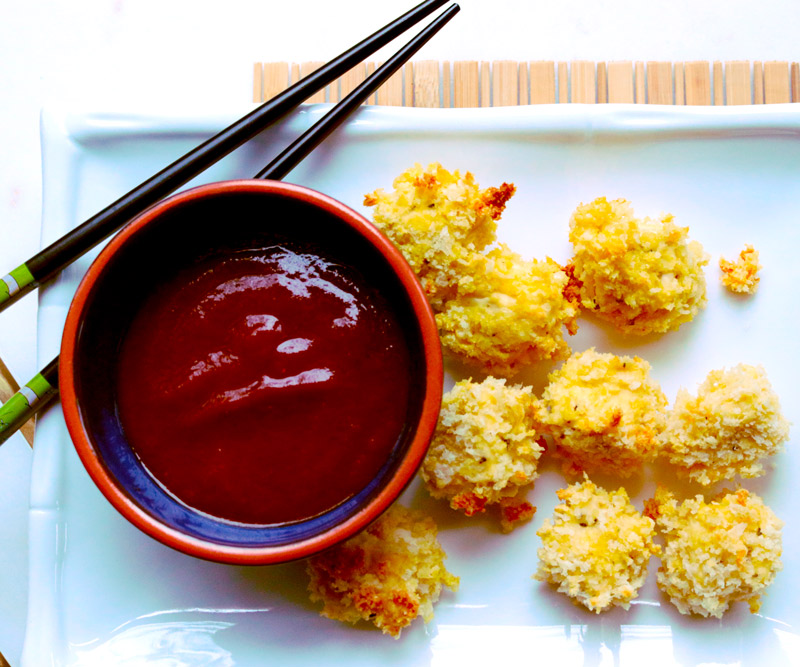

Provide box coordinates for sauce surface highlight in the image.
[115,245,412,525]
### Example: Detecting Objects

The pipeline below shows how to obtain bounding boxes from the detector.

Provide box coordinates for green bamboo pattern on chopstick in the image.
[0,264,35,306]
[0,358,58,441]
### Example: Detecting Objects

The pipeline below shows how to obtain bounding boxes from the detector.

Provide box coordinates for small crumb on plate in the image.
[719,244,761,294]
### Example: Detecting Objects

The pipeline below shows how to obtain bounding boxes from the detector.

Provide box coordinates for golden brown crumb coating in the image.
[307,504,459,638]
[537,348,668,477]
[364,163,515,310]
[435,244,579,376]
[569,197,709,335]
[421,377,543,531]
[535,479,659,613]
[645,487,783,618]
[719,244,761,294]
[661,364,790,485]
[498,497,538,533]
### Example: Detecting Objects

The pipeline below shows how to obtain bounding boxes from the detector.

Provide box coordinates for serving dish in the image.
[24,103,800,666]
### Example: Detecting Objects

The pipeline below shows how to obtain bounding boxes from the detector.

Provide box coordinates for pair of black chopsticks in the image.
[0,0,460,446]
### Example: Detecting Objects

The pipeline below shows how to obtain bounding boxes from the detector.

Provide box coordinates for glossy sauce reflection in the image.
[116,246,412,524]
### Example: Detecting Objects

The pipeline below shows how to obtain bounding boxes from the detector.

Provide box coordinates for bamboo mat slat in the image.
[765,61,791,103]
[480,61,491,107]
[557,62,569,103]
[634,62,646,103]
[413,60,439,108]
[647,61,673,105]
[260,62,290,103]
[254,60,800,105]
[684,61,712,105]
[493,60,519,107]
[530,61,555,104]
[518,62,529,105]
[755,62,765,104]
[713,61,724,105]
[726,61,751,105]
[442,60,451,108]
[453,61,478,107]
[607,61,634,103]
[571,61,596,104]
[675,63,686,105]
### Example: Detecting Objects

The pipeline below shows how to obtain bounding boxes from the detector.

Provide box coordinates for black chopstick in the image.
[0,4,460,447]
[0,0,449,314]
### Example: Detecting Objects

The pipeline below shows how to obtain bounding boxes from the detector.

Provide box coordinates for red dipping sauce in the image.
[115,245,412,525]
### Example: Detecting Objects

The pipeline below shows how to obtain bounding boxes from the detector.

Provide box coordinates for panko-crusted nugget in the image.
[421,377,544,531]
[364,163,515,310]
[719,244,761,294]
[537,348,668,477]
[307,504,458,638]
[645,487,783,618]
[435,244,579,376]
[569,197,709,335]
[535,478,659,613]
[661,364,790,485]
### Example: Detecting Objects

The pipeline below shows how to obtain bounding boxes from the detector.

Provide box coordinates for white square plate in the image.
[26,103,800,666]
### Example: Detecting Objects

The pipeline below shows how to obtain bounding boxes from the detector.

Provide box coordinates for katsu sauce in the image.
[115,245,412,525]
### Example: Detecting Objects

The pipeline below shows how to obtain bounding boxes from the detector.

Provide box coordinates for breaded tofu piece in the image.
[535,479,660,613]
[537,348,668,477]
[645,487,783,618]
[307,504,459,638]
[569,197,709,335]
[421,377,544,531]
[435,244,580,376]
[719,244,761,294]
[661,364,790,485]
[364,163,515,310]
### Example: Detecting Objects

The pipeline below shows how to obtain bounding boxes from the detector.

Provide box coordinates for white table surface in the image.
[0,0,798,663]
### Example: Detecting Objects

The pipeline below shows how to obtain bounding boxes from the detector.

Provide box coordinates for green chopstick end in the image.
[0,372,56,436]
[0,393,32,433]
[28,372,54,399]
[0,263,35,303]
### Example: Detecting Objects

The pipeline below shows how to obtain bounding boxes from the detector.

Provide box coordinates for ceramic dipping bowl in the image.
[60,179,442,565]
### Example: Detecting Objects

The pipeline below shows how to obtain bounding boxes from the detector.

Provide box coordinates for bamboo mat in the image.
[254,60,800,105]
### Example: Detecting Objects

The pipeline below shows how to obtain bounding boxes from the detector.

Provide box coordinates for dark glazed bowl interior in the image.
[60,180,442,564]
